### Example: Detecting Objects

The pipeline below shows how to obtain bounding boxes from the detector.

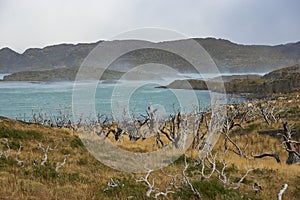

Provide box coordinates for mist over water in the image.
[0,74,11,80]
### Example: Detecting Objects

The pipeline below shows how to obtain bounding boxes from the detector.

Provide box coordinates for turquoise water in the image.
[0,78,243,122]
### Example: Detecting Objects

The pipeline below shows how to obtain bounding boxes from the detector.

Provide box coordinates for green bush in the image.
[70,137,84,148]
[33,163,58,180]
[0,156,18,169]
[0,124,43,141]
[176,178,261,200]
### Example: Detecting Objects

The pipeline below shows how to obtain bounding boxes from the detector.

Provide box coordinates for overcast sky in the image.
[0,0,299,53]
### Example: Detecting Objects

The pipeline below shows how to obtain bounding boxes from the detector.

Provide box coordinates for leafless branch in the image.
[200,153,216,180]
[160,168,182,189]
[37,143,54,166]
[252,182,263,194]
[232,168,257,190]
[154,187,175,199]
[55,154,70,172]
[0,138,10,158]
[136,168,155,197]
[103,178,120,192]
[182,155,202,200]
[215,159,227,184]
[15,144,24,167]
[5,143,11,159]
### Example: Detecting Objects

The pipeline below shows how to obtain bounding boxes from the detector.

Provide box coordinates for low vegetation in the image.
[0,93,299,199]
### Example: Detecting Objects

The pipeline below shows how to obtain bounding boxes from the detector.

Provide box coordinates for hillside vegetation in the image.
[0,93,299,199]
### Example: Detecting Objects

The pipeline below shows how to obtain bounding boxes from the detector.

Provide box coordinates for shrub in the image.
[0,156,17,169]
[70,137,84,148]
[0,124,42,141]
[101,177,148,199]
[176,178,261,200]
[33,163,58,180]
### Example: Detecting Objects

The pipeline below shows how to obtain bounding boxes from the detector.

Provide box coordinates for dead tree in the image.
[37,143,54,166]
[191,112,206,149]
[278,122,300,164]
[159,112,182,148]
[221,106,248,158]
[136,166,175,199]
[255,101,281,125]
[136,168,156,197]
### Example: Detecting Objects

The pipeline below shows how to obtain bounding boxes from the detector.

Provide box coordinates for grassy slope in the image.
[0,94,299,199]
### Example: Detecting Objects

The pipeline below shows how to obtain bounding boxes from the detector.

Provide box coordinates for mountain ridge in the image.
[1,38,300,73]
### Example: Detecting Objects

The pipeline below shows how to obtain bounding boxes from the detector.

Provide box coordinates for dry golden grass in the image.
[0,93,299,199]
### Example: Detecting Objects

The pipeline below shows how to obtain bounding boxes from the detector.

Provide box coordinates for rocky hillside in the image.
[162,64,300,97]
[1,38,300,73]
[0,42,99,73]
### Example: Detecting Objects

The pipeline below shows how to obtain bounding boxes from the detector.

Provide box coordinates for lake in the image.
[0,74,244,122]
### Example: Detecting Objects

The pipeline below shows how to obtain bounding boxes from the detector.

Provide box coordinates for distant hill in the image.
[1,67,122,82]
[0,42,99,73]
[1,38,300,73]
[161,64,300,97]
[1,66,166,82]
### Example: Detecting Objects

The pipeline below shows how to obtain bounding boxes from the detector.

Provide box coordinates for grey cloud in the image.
[0,0,299,53]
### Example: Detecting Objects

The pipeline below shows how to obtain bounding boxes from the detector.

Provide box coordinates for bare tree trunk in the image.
[282,122,300,164]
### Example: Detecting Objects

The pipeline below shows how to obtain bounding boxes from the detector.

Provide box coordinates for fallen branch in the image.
[277,183,288,200]
[103,178,120,192]
[55,154,69,172]
[252,182,263,194]
[251,152,281,163]
[154,187,175,199]
[232,168,257,190]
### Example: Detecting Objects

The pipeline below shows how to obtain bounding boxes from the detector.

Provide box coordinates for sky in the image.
[0,0,300,53]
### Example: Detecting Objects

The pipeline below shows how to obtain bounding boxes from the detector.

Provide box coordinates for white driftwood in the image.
[277,183,288,200]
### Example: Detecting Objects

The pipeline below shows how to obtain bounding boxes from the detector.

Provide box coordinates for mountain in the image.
[1,38,300,73]
[0,42,99,73]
